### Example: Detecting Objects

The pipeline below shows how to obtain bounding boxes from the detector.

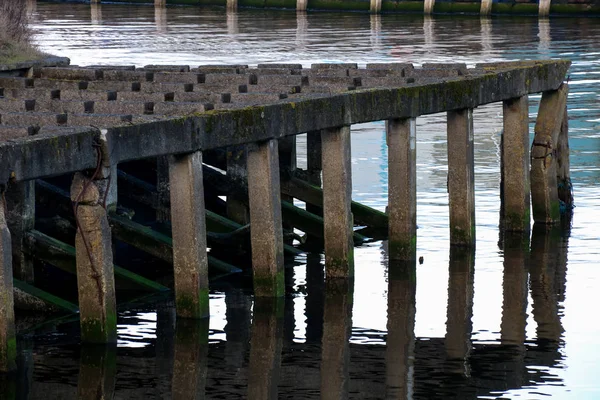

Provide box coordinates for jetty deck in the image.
[0,59,570,370]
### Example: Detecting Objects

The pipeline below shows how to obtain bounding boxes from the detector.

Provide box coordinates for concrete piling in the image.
[71,172,117,343]
[480,0,492,15]
[502,96,531,232]
[370,0,382,13]
[321,126,354,278]
[247,139,285,297]
[531,83,568,224]
[424,0,435,14]
[226,145,250,224]
[306,130,323,216]
[0,194,16,372]
[387,118,417,260]
[556,105,573,211]
[539,0,551,17]
[296,0,307,11]
[5,180,35,282]
[447,109,476,246]
[168,151,210,319]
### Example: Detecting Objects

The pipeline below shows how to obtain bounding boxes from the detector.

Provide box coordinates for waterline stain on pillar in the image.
[501,96,531,232]
[168,151,210,319]
[0,194,16,372]
[247,139,285,297]
[387,118,417,261]
[447,109,475,247]
[531,83,568,224]
[322,125,354,278]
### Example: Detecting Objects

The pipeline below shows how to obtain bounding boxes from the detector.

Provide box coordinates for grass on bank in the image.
[0,0,48,65]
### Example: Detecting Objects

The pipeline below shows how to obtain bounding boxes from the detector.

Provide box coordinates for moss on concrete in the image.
[253,268,285,297]
[80,313,117,344]
[176,288,210,319]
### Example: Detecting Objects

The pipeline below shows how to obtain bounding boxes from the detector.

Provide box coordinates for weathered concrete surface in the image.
[387,118,417,260]
[226,145,250,224]
[77,345,117,400]
[531,83,568,224]
[5,180,35,282]
[248,298,284,400]
[168,151,209,319]
[172,319,209,400]
[447,109,475,247]
[322,126,354,278]
[0,195,16,372]
[502,96,531,232]
[71,172,117,343]
[247,139,285,297]
[556,105,573,210]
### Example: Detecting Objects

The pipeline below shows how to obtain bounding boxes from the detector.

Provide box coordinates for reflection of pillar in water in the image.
[500,231,529,346]
[155,4,167,33]
[321,279,353,400]
[225,288,252,368]
[423,16,435,53]
[444,247,474,377]
[305,253,325,344]
[538,19,551,54]
[77,345,117,399]
[530,224,565,344]
[172,319,209,400]
[156,305,176,396]
[370,14,382,50]
[91,3,102,25]
[386,261,416,400]
[248,298,284,400]
[296,12,308,49]
[480,18,493,56]
[227,10,239,36]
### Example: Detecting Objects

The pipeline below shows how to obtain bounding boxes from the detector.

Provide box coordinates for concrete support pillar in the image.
[387,118,417,261]
[447,109,475,246]
[370,0,382,13]
[480,0,492,15]
[155,2,167,33]
[279,136,297,243]
[531,83,568,224]
[227,0,237,11]
[321,126,354,278]
[77,345,116,400]
[556,105,573,211]
[306,130,323,216]
[0,194,16,372]
[385,261,416,399]
[172,319,209,400]
[248,298,284,400]
[320,280,353,400]
[71,172,117,343]
[156,156,171,223]
[90,3,102,25]
[500,232,529,346]
[501,96,531,232]
[297,0,307,11]
[424,0,435,14]
[247,140,285,297]
[5,180,35,282]
[227,145,250,224]
[539,0,551,17]
[444,247,474,377]
[155,0,166,5]
[168,151,209,319]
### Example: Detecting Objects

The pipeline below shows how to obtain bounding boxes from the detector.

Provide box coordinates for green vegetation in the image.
[0,0,47,64]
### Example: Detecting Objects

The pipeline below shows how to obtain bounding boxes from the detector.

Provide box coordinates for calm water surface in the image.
[11,3,600,399]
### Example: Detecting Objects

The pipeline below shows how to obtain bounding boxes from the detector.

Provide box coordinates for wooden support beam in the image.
[322,126,354,278]
[447,109,476,246]
[0,194,16,372]
[502,96,531,232]
[387,118,417,260]
[531,83,568,224]
[168,151,209,319]
[247,139,285,297]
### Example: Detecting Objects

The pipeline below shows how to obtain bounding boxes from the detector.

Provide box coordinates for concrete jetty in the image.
[0,59,570,370]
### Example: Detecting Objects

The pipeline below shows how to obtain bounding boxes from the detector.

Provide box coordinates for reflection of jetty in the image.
[0,59,570,370]
[2,225,568,399]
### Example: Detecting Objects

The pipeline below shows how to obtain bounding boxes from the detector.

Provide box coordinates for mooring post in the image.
[502,96,531,232]
[387,118,417,260]
[296,0,307,11]
[370,0,382,13]
[539,0,551,17]
[247,139,285,297]
[556,104,573,211]
[226,0,237,11]
[172,319,209,400]
[531,83,568,224]
[424,0,435,14]
[248,298,284,400]
[321,126,354,278]
[480,0,492,15]
[0,193,16,372]
[447,108,476,246]
[168,151,209,319]
[71,172,117,343]
[227,145,250,224]
[500,232,529,346]
[155,0,166,5]
[5,181,35,283]
[77,345,117,400]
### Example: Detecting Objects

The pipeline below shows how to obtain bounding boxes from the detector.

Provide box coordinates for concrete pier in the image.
[387,118,417,260]
[502,96,531,232]
[322,126,354,278]
[168,151,209,319]
[531,83,568,224]
[5,181,35,282]
[71,172,117,343]
[77,345,117,400]
[0,195,16,372]
[557,105,573,210]
[447,109,475,247]
[247,140,285,297]
[226,146,250,224]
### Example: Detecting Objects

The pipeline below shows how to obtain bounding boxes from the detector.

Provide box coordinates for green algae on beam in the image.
[13,279,79,313]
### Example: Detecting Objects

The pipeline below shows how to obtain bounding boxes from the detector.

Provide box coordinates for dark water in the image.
[9,3,600,399]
